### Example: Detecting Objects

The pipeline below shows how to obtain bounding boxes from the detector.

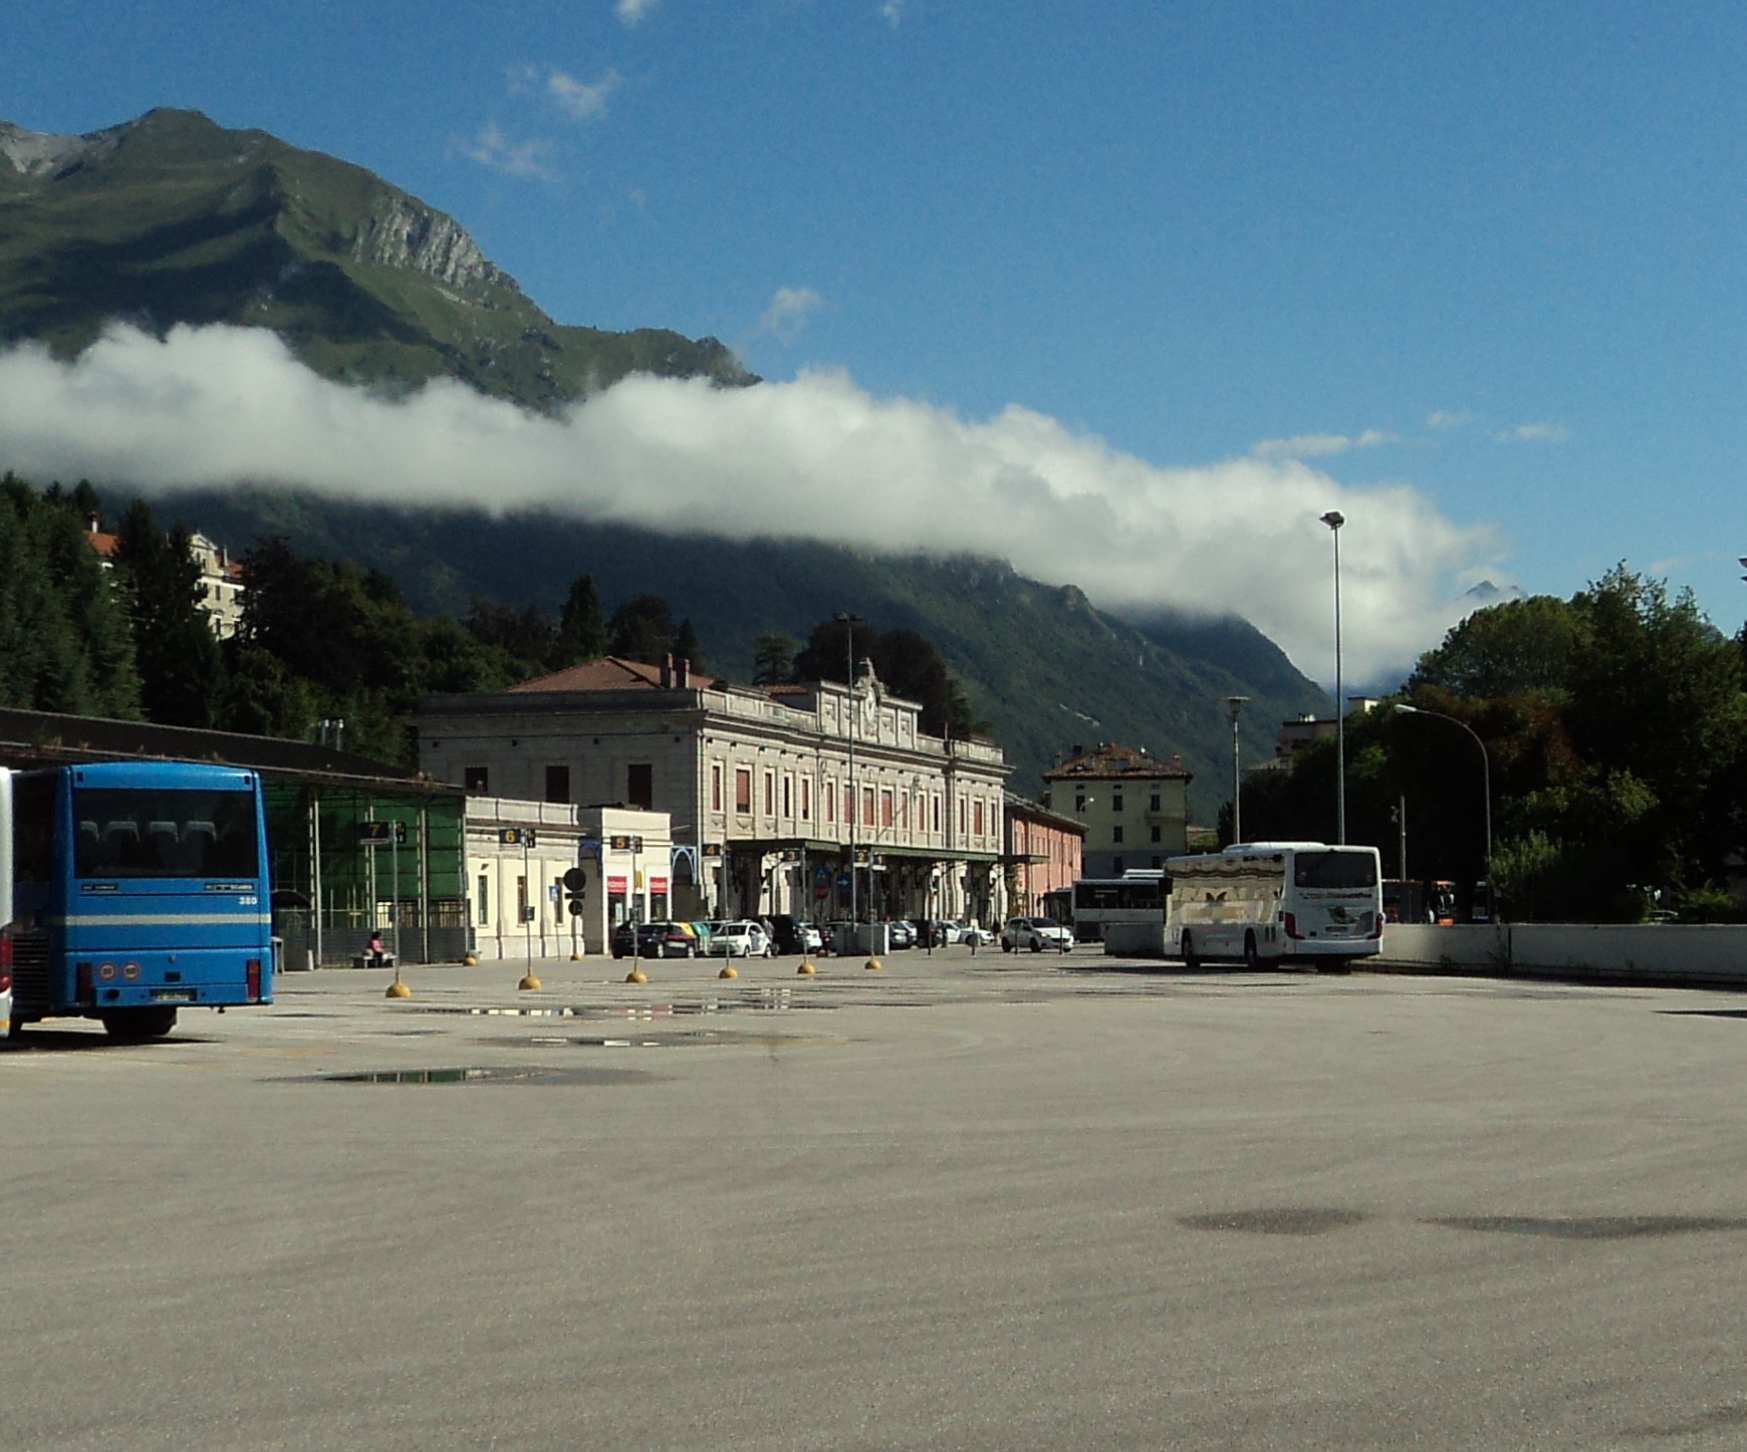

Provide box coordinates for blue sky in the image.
[6,1,1747,675]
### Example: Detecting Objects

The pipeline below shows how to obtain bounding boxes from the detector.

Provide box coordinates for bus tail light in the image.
[245,958,262,1002]
[1283,913,1304,940]
[1367,912,1384,939]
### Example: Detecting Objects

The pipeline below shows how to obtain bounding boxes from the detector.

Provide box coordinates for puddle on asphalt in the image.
[1179,1208,1367,1235]
[503,1031,813,1049]
[1660,1009,1747,1020]
[1428,1215,1747,1239]
[296,1065,658,1086]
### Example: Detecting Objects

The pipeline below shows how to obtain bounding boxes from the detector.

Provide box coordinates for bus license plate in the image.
[150,989,195,1003]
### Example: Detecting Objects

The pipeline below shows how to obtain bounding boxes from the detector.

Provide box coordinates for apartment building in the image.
[1041,741,1192,879]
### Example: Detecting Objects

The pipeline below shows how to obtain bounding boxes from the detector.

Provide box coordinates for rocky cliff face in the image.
[348,195,502,294]
[0,121,114,177]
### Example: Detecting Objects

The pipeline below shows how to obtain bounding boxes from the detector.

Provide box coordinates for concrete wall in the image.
[1377,923,1747,989]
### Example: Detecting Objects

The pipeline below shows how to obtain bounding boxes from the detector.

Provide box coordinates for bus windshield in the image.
[1293,851,1377,890]
[73,789,260,879]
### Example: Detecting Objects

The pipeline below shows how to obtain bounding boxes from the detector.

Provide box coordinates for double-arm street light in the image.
[1319,511,1346,844]
[1395,704,1492,869]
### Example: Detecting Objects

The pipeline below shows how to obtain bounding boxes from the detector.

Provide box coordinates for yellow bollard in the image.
[518,972,542,991]
[385,968,411,999]
[626,967,648,984]
[797,958,817,975]
[570,951,582,961]
[865,956,883,972]
[462,952,478,966]
[718,964,738,979]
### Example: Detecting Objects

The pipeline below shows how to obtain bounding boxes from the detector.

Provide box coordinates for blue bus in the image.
[3,761,274,1040]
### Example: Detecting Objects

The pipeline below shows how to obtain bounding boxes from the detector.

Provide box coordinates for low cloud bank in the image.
[0,324,1500,685]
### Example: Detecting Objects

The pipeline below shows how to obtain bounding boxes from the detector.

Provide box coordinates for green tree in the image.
[0,475,140,718]
[1408,595,1587,699]
[672,617,706,673]
[464,597,555,672]
[113,499,225,728]
[607,594,674,664]
[551,573,607,667]
[752,631,797,685]
[793,618,989,739]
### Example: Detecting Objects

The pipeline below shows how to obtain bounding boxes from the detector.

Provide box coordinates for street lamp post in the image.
[1223,695,1249,844]
[1395,705,1492,870]
[835,612,864,926]
[1319,511,1346,844]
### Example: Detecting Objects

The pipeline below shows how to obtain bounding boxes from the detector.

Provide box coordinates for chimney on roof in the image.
[678,657,690,688]
[86,512,100,534]
[1072,743,1083,758]
[661,654,674,688]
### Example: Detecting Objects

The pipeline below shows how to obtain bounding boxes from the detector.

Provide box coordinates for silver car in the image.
[1000,917,1072,953]
[709,921,773,958]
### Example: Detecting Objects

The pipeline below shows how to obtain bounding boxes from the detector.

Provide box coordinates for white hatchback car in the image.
[709,921,773,958]
[1000,917,1073,953]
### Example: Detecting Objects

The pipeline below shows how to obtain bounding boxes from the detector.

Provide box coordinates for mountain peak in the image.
[0,108,756,407]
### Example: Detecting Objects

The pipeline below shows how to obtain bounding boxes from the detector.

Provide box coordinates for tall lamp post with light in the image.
[1223,695,1249,844]
[1319,510,1346,844]
[1395,705,1492,871]
[835,612,865,926]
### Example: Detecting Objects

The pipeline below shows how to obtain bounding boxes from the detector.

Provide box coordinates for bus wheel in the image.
[1181,932,1199,971]
[101,1007,178,1041]
[1243,931,1260,972]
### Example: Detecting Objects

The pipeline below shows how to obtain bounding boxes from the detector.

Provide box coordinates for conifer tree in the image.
[550,573,607,667]
[114,499,225,728]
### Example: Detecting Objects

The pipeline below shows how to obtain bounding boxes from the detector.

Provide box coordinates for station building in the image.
[414,656,1011,926]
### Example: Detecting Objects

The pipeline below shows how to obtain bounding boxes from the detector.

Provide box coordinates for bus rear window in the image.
[74,789,259,879]
[1293,852,1376,889]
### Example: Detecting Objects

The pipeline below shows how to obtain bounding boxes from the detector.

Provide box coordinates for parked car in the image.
[611,922,640,959]
[1001,916,1073,953]
[642,921,701,958]
[767,915,824,956]
[932,920,968,946]
[709,921,773,958]
[886,920,916,950]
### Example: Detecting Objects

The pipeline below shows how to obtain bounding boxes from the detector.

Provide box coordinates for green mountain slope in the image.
[0,109,754,408]
[132,488,1331,819]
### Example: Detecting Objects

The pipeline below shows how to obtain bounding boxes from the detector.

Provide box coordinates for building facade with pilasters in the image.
[415,657,1011,927]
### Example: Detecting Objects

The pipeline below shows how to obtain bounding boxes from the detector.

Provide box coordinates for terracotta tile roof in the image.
[1043,740,1191,781]
[507,656,717,694]
[87,530,119,559]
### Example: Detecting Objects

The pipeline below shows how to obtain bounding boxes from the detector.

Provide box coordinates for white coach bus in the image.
[1165,842,1383,970]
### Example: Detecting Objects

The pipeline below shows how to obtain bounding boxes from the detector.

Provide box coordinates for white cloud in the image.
[881,1,905,25]
[1252,429,1393,460]
[757,286,824,343]
[1426,409,1475,431]
[452,122,556,180]
[1499,421,1570,443]
[616,0,658,24]
[0,324,1504,687]
[544,68,621,121]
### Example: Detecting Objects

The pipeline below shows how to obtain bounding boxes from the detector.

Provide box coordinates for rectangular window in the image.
[764,772,775,817]
[1112,825,1124,844]
[932,795,941,833]
[544,765,570,804]
[477,874,490,927]
[711,763,723,813]
[863,786,875,828]
[516,875,529,922]
[1112,794,1124,813]
[845,785,854,823]
[464,766,489,794]
[958,798,966,836]
[1150,793,1161,812]
[825,778,836,823]
[782,776,792,819]
[881,790,894,828]
[735,768,752,814]
[973,800,985,837]
[801,779,812,821]
[1150,825,1161,843]
[1075,794,1085,812]
[74,788,259,879]
[628,763,654,810]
